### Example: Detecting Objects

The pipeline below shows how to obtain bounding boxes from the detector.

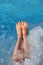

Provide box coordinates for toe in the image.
[22,21,24,25]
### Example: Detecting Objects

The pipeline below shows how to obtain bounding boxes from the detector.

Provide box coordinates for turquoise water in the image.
[0,0,43,65]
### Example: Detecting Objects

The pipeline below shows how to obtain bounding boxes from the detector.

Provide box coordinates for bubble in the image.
[12,26,43,65]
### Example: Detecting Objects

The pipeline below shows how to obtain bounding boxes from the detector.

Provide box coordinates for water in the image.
[11,26,43,65]
[0,0,43,65]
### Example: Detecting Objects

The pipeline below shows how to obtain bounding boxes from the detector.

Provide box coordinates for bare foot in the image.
[22,21,28,38]
[16,22,23,39]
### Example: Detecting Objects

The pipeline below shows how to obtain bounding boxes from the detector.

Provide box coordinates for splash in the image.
[10,26,43,65]
[0,26,43,65]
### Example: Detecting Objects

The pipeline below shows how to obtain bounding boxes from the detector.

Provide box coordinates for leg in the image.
[12,22,23,62]
[12,38,23,62]
[23,37,30,58]
[14,38,23,54]
[22,22,30,59]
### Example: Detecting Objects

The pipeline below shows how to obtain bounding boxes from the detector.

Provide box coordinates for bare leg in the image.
[12,21,30,62]
[12,38,23,61]
[23,36,30,58]
[22,22,30,59]
[12,22,23,62]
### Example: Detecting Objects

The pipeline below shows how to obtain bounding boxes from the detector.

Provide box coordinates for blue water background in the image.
[0,0,43,65]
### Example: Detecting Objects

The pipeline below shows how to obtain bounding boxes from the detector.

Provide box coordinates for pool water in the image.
[0,0,43,65]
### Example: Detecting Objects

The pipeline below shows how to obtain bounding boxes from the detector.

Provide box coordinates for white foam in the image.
[11,26,43,65]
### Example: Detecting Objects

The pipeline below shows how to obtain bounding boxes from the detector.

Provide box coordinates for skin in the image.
[12,21,30,62]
